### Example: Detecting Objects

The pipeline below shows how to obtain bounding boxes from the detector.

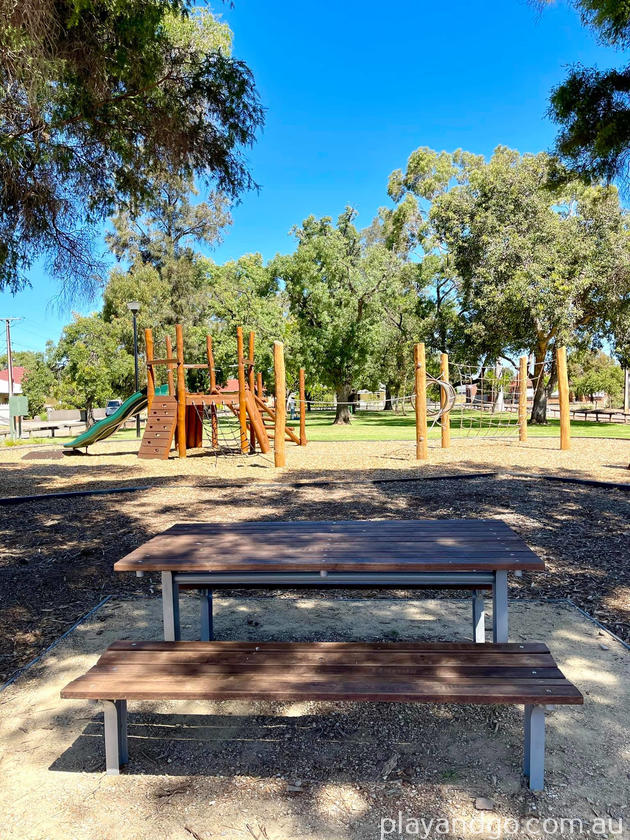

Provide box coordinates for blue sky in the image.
[1,0,622,354]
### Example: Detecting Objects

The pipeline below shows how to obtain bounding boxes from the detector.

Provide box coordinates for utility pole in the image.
[1,317,20,439]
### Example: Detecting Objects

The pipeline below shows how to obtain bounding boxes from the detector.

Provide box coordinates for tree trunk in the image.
[334,384,352,424]
[530,343,549,424]
[384,383,393,411]
[305,390,312,412]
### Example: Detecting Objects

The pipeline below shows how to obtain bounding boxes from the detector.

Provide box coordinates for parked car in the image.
[105,399,123,417]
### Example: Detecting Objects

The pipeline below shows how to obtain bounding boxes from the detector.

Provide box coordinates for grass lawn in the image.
[4,409,630,447]
[288,409,630,441]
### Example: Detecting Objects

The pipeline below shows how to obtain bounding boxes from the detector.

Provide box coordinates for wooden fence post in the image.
[236,327,249,454]
[519,355,528,443]
[557,345,570,451]
[299,367,307,446]
[274,341,286,467]
[145,328,155,412]
[257,371,263,398]
[414,342,428,460]
[175,324,187,458]
[440,352,450,449]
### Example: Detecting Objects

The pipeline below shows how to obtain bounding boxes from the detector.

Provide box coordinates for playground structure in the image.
[412,343,571,459]
[141,324,306,465]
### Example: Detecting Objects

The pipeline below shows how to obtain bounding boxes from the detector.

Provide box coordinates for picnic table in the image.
[115,519,543,644]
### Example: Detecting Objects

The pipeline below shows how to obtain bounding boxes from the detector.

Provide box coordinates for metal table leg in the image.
[523,704,545,790]
[492,570,508,642]
[472,590,485,643]
[200,588,214,641]
[162,571,181,641]
[103,699,127,775]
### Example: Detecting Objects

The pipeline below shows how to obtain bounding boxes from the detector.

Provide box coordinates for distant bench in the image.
[61,640,583,790]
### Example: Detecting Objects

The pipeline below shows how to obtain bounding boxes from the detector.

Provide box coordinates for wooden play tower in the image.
[139,325,306,463]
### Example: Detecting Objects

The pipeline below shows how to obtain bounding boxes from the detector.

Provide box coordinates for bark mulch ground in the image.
[1,452,628,684]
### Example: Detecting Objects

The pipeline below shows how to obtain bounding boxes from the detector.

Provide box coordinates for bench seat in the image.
[61,640,583,789]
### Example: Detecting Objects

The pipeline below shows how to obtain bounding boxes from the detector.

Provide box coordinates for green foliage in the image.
[271,208,401,423]
[21,352,55,418]
[0,2,262,296]
[537,0,630,184]
[52,314,134,418]
[569,348,625,404]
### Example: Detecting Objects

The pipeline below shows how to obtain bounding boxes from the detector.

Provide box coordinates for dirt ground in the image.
[1,595,628,840]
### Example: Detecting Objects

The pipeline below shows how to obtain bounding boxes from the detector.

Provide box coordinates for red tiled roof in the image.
[0,365,25,385]
[218,378,240,392]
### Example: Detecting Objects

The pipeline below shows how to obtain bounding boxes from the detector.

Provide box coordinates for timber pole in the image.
[145,328,155,413]
[414,342,428,460]
[519,355,528,443]
[165,335,175,397]
[206,335,218,448]
[248,331,256,453]
[299,367,307,446]
[236,327,249,454]
[440,352,450,449]
[274,341,287,467]
[175,324,187,458]
[557,345,570,451]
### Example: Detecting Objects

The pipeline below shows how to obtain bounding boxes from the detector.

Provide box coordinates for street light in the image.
[127,301,141,438]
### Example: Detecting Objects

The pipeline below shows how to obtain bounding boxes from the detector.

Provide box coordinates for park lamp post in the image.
[127,301,141,438]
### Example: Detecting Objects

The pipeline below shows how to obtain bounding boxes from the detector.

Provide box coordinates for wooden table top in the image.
[114,519,544,574]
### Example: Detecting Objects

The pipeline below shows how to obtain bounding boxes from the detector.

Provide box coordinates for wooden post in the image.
[206,335,216,392]
[257,371,263,398]
[299,367,307,446]
[206,335,218,448]
[519,355,528,443]
[440,352,450,449]
[145,328,155,412]
[165,335,175,397]
[414,342,428,460]
[557,345,570,451]
[248,331,256,453]
[236,327,249,454]
[274,341,286,467]
[175,324,187,458]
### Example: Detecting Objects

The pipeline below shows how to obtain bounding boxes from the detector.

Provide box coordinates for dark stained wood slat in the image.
[107,640,551,653]
[61,642,583,705]
[114,519,544,573]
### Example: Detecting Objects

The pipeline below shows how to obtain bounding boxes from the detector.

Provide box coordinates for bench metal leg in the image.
[492,570,508,642]
[103,700,127,775]
[200,588,214,641]
[162,571,181,641]
[472,590,485,643]
[523,704,545,790]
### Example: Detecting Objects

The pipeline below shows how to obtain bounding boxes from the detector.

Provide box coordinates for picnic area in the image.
[2,1,630,838]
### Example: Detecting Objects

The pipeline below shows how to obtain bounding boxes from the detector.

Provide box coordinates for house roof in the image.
[0,366,25,385]
[218,378,240,393]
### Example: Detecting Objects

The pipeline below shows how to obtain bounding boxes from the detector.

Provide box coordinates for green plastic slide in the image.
[63,384,170,449]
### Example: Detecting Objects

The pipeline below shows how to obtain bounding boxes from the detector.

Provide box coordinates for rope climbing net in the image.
[191,401,247,458]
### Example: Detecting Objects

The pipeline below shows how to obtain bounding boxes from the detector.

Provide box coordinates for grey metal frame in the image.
[99,698,547,788]
[159,570,510,644]
[523,704,546,790]
[103,699,127,775]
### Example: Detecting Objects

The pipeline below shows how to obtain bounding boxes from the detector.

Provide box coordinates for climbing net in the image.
[427,361,547,438]
[191,401,247,458]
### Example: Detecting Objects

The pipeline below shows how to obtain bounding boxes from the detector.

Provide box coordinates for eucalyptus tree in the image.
[395,146,630,422]
[272,208,401,424]
[0,2,262,296]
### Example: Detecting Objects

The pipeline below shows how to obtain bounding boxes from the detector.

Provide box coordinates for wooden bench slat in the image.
[106,640,551,653]
[61,642,583,705]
